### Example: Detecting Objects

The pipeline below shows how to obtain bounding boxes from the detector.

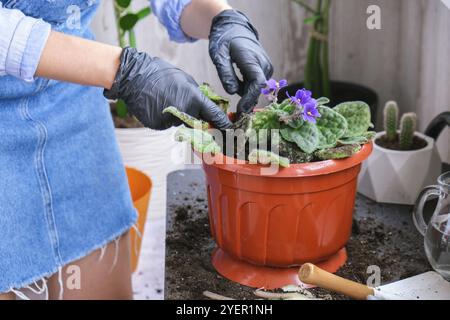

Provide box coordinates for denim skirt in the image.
[0,75,137,293]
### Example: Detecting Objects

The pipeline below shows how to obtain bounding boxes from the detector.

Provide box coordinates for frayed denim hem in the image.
[1,209,138,299]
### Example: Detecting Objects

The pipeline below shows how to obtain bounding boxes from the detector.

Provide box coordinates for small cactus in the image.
[384,101,399,141]
[399,113,417,150]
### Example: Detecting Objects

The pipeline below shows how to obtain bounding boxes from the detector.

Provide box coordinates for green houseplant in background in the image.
[115,0,151,48]
[112,0,151,127]
[292,0,331,99]
[281,0,379,126]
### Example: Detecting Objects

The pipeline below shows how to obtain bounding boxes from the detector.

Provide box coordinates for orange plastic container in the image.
[125,167,152,273]
[201,143,373,289]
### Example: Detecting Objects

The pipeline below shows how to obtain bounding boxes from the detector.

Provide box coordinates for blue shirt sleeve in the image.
[0,3,51,82]
[149,0,197,43]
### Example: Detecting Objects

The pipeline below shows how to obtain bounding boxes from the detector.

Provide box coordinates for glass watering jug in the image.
[413,172,450,280]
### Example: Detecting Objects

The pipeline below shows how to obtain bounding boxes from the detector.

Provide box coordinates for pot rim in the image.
[373,131,434,155]
[200,142,373,178]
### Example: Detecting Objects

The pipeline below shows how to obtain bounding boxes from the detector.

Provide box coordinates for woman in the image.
[0,0,272,299]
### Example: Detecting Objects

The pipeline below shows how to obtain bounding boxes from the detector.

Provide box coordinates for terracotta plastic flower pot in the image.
[200,143,373,289]
[125,167,152,273]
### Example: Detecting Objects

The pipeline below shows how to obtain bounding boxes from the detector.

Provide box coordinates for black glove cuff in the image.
[210,9,259,40]
[104,47,140,100]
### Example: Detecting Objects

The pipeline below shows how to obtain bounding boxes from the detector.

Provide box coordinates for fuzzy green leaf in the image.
[314,144,362,161]
[163,107,209,130]
[286,119,303,129]
[315,106,348,149]
[334,101,373,138]
[365,131,377,140]
[175,127,221,154]
[248,150,290,168]
[251,109,282,130]
[338,136,367,145]
[316,97,330,106]
[199,83,230,113]
[280,122,320,154]
[274,99,296,113]
[338,132,376,145]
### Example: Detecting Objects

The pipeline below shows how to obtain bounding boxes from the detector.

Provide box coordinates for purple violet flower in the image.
[287,89,321,123]
[302,103,321,123]
[261,79,288,96]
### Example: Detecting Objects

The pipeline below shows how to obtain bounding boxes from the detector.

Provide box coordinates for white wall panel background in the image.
[416,0,450,163]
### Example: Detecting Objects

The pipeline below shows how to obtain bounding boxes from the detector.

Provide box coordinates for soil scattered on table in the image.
[165,185,430,300]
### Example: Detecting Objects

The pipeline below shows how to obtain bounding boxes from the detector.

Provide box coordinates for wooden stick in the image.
[203,291,234,300]
[254,290,313,300]
[299,263,375,300]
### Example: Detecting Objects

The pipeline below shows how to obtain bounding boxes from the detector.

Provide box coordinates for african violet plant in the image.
[164,80,375,168]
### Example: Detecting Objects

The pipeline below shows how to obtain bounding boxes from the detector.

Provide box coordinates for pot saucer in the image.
[211,247,347,290]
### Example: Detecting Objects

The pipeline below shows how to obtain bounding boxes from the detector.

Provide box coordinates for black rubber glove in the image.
[209,10,273,114]
[104,47,232,130]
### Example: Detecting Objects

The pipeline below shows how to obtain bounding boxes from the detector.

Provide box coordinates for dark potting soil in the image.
[165,169,432,300]
[375,134,428,151]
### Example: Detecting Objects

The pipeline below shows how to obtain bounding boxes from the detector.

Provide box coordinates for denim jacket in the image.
[0,0,196,83]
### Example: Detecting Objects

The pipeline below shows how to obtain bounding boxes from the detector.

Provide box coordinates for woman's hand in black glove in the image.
[209,10,273,114]
[104,47,232,130]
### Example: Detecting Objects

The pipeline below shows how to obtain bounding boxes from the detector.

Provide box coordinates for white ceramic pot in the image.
[358,131,442,205]
[115,127,186,219]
